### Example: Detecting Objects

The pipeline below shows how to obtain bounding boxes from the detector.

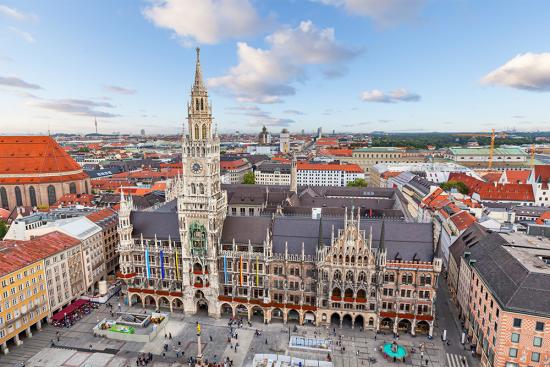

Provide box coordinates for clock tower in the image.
[178,48,227,316]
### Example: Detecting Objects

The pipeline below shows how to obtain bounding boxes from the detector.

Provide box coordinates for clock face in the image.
[192,162,202,174]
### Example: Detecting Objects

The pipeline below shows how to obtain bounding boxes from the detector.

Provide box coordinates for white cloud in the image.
[311,0,425,26]
[209,20,358,103]
[0,5,37,21]
[360,88,420,103]
[143,0,264,45]
[226,104,296,128]
[0,76,41,89]
[8,26,35,43]
[104,85,137,95]
[29,98,120,118]
[481,53,550,92]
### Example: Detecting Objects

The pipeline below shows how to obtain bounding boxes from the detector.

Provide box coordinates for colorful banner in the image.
[175,250,180,280]
[160,250,165,279]
[256,256,259,286]
[239,256,243,286]
[223,255,228,284]
[145,248,151,279]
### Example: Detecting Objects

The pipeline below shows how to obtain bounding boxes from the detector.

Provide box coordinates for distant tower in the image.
[280,128,290,154]
[140,129,145,136]
[317,127,322,139]
[259,126,271,144]
[94,118,98,134]
[290,154,297,193]
[301,129,305,135]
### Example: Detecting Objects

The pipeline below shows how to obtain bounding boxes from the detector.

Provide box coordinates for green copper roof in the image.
[448,147,527,156]
[353,147,405,152]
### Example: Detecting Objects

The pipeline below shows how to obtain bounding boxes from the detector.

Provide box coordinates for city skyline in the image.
[1,0,550,135]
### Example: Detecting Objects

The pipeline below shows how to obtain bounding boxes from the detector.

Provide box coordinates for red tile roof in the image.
[86,207,118,224]
[52,193,94,208]
[298,163,363,173]
[450,211,476,231]
[0,136,87,184]
[448,172,534,202]
[480,171,502,183]
[0,231,80,277]
[321,148,353,157]
[535,211,550,225]
[91,179,132,191]
[533,165,550,189]
[220,159,248,170]
[381,171,402,179]
[503,170,530,184]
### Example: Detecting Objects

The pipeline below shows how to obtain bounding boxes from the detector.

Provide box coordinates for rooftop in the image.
[448,147,527,156]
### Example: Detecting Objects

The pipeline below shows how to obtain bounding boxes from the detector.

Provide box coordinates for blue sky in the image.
[1,0,549,135]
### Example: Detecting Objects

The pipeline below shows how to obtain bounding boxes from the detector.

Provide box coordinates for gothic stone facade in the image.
[117,50,442,335]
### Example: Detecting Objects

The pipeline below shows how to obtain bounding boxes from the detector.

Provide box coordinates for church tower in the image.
[178,48,227,316]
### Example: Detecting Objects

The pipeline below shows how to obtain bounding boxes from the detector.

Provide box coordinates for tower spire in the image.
[194,47,205,91]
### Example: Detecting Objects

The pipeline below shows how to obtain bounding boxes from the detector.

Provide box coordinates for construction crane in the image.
[488,128,495,169]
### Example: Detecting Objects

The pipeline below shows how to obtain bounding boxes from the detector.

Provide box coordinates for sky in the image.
[1,0,549,135]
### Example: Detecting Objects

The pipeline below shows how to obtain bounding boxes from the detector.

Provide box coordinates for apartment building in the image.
[0,232,78,354]
[465,232,550,367]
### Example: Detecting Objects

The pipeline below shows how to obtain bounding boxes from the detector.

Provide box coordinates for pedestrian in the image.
[165,333,167,339]
[118,302,121,311]
[210,335,213,342]
[265,338,268,344]
[89,344,93,351]
[426,359,429,366]
[162,352,166,359]
[393,357,396,363]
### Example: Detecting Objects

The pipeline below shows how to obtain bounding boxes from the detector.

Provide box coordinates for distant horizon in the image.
[1,1,550,133]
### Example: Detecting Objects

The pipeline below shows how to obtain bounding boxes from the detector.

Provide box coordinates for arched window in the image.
[191,183,196,194]
[199,184,204,194]
[47,185,56,205]
[425,275,432,286]
[358,272,366,282]
[29,186,37,207]
[202,125,207,140]
[69,182,77,194]
[200,98,204,110]
[0,187,8,209]
[194,125,200,140]
[14,186,23,206]
[346,271,354,282]
[333,270,342,281]
[196,99,199,111]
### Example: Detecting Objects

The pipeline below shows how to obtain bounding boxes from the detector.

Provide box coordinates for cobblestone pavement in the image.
[0,295,476,367]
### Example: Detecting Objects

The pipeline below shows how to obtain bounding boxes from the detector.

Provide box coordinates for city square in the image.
[0,281,474,367]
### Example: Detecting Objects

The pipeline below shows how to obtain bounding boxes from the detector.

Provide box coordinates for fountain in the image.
[382,341,407,361]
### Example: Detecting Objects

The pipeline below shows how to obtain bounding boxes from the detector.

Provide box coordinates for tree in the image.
[347,178,368,187]
[0,221,7,240]
[440,180,469,195]
[242,171,256,184]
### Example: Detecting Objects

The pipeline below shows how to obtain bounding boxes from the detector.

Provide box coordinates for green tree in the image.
[440,180,469,195]
[242,171,256,184]
[0,220,7,240]
[347,178,368,187]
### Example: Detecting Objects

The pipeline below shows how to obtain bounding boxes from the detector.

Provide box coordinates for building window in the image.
[14,186,23,206]
[29,186,37,207]
[0,187,8,209]
[533,337,542,347]
[509,348,518,358]
[511,333,520,343]
[535,321,544,331]
[531,352,540,362]
[47,185,56,206]
[513,318,522,328]
[69,182,77,194]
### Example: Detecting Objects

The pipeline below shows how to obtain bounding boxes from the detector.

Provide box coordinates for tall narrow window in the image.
[0,187,8,209]
[202,125,207,140]
[69,182,77,194]
[29,186,37,207]
[47,185,56,206]
[196,99,199,111]
[200,98,204,110]
[195,125,200,140]
[14,186,23,206]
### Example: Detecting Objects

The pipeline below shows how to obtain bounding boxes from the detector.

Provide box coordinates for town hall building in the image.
[117,49,442,336]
